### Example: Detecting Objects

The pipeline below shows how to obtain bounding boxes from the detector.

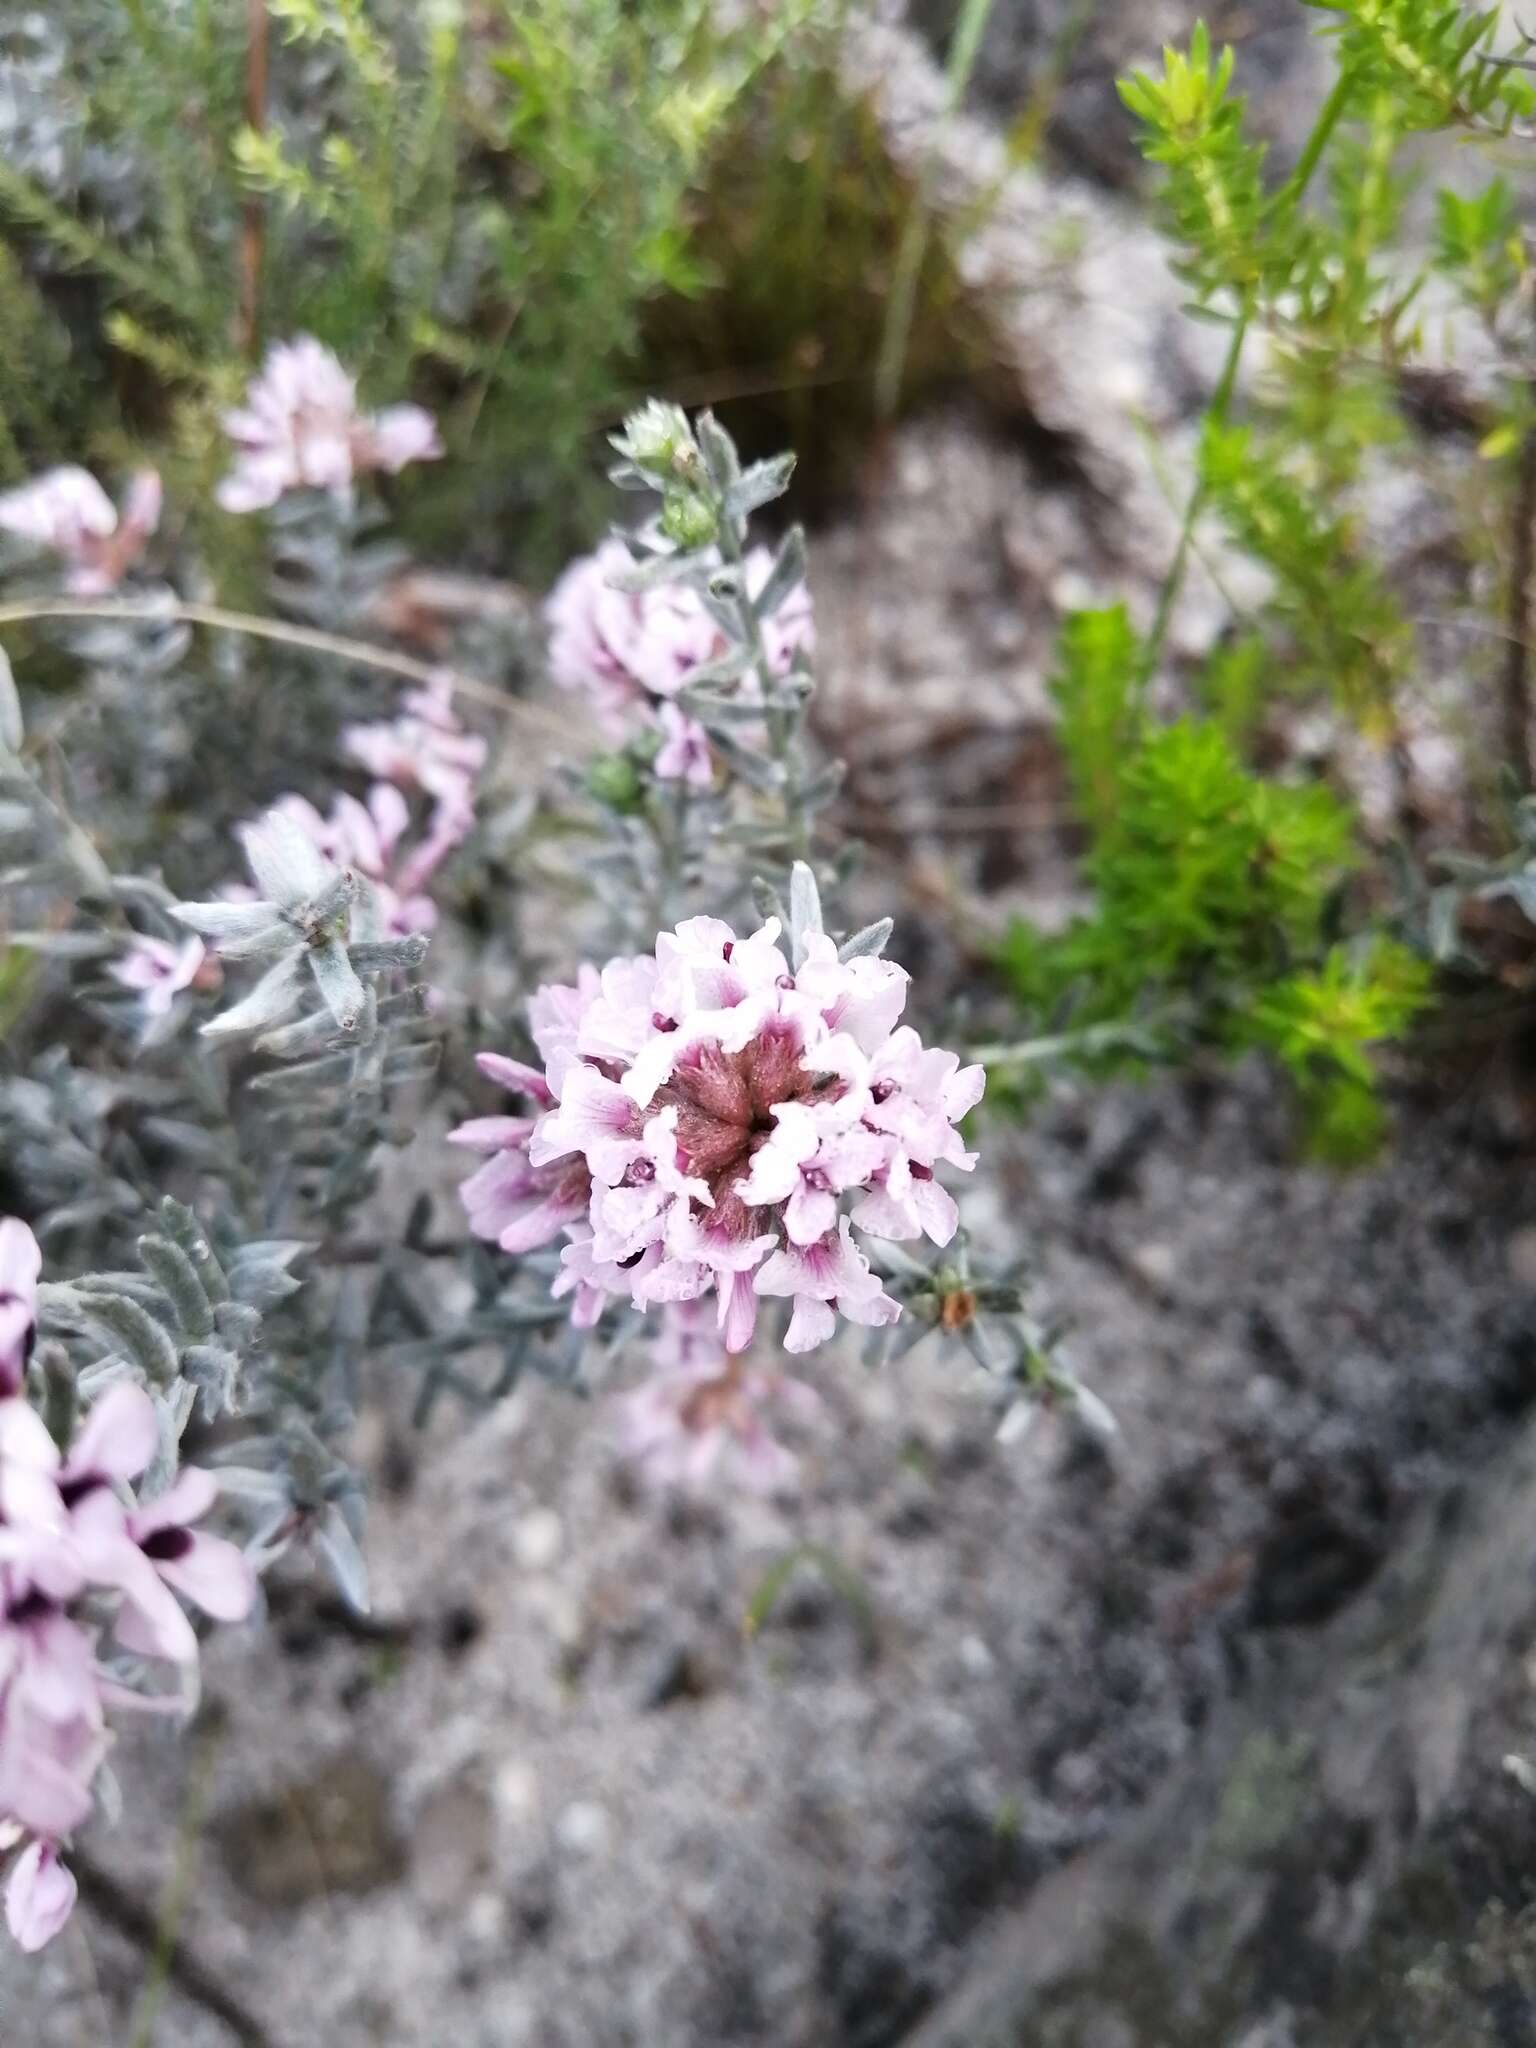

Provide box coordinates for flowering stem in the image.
[968,1014,1177,1068]
[714,509,812,861]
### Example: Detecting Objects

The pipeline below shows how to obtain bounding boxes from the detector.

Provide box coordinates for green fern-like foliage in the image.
[995,609,1427,1154]
[1116,24,1286,303]
[1199,419,1407,720]
[1243,936,1430,1161]
[1303,0,1535,132]
[0,0,794,564]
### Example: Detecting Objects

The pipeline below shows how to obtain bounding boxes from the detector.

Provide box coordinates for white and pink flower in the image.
[454,914,981,1354]
[0,467,160,594]
[617,1300,820,1494]
[110,933,212,1023]
[272,788,441,936]
[217,336,441,513]
[0,1221,256,1952]
[0,1221,40,1400]
[545,538,813,782]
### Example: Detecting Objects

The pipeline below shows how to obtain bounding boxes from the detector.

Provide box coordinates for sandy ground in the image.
[7,1053,1536,2048]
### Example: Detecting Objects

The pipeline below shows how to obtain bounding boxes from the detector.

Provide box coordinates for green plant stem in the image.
[714,509,812,860]
[874,0,997,421]
[1137,65,1359,688]
[126,1725,222,2048]
[969,1015,1175,1069]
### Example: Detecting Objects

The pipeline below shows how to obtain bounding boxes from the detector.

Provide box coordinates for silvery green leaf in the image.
[1427,886,1463,963]
[751,524,807,623]
[213,1300,262,1352]
[109,875,178,914]
[78,1291,180,1386]
[695,410,741,493]
[960,1317,1001,1371]
[0,648,22,754]
[697,581,744,639]
[788,862,824,969]
[303,867,357,935]
[680,688,770,728]
[348,934,431,973]
[160,1202,230,1304]
[227,1261,302,1310]
[240,809,334,910]
[212,1465,289,1503]
[257,1006,347,1059]
[315,1503,370,1613]
[797,760,845,809]
[171,900,292,957]
[136,1235,215,1341]
[7,930,118,958]
[996,1398,1038,1446]
[249,1048,356,1094]
[673,644,752,690]
[142,1383,195,1497]
[202,952,305,1037]
[305,937,370,1032]
[1432,851,1496,882]
[1071,1381,1119,1442]
[708,730,785,792]
[384,1043,442,1084]
[233,1239,308,1274]
[604,548,708,595]
[751,877,786,925]
[70,1272,168,1310]
[838,919,893,963]
[375,986,431,1026]
[888,1312,938,1362]
[730,455,797,523]
[0,801,34,837]
[181,1344,243,1417]
[1480,871,1536,923]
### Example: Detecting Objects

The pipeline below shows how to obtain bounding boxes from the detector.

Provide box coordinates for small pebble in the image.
[556,1801,611,1858]
[513,1509,564,1572]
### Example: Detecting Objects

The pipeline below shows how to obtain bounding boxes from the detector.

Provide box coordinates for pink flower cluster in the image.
[617,1300,820,1494]
[217,337,442,514]
[110,934,215,1026]
[453,915,983,1354]
[0,1222,255,1952]
[0,467,161,594]
[254,675,485,935]
[545,539,813,786]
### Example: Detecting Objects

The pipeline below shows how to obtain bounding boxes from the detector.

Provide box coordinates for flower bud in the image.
[659,489,718,550]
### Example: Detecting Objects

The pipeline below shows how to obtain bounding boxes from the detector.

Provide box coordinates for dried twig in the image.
[72,1852,276,2048]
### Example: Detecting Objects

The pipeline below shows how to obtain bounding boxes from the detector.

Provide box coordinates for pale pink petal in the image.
[5,1841,76,1952]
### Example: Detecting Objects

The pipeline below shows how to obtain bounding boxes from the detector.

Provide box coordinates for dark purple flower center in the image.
[58,1471,108,1511]
[0,1291,36,1376]
[141,1526,194,1563]
[6,1587,54,1626]
[655,1030,839,1219]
